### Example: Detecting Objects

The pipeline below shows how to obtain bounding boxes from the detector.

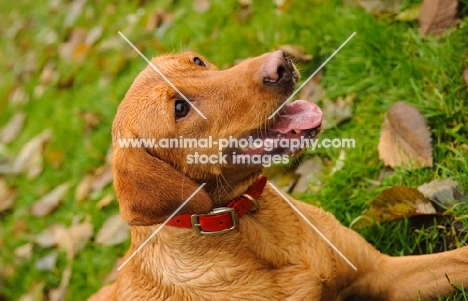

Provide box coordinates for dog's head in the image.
[112,51,322,225]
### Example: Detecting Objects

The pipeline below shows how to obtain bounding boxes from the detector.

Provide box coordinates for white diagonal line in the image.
[118,31,207,119]
[117,183,206,271]
[268,32,356,119]
[269,183,357,271]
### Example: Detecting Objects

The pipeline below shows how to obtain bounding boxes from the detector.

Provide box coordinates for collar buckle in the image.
[191,207,239,235]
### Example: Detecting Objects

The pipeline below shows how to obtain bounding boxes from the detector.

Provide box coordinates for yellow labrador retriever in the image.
[89,51,468,300]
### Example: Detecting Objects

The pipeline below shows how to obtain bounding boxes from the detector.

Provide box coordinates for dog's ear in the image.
[112,147,213,226]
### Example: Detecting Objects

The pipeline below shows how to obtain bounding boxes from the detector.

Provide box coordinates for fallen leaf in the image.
[395,5,421,22]
[96,193,115,209]
[35,223,65,248]
[64,0,86,27]
[35,250,58,271]
[8,86,29,105]
[353,0,401,15]
[0,179,16,213]
[86,26,103,45]
[95,214,130,246]
[91,165,113,191]
[278,44,313,63]
[418,0,458,36]
[55,218,93,256]
[14,243,33,260]
[321,95,354,129]
[193,0,210,13]
[293,159,323,194]
[75,174,94,203]
[378,101,432,169]
[31,183,69,216]
[0,113,26,144]
[298,71,326,104]
[353,186,437,228]
[12,129,53,174]
[418,179,465,205]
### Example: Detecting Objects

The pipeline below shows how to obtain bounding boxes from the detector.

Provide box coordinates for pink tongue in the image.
[273,100,323,134]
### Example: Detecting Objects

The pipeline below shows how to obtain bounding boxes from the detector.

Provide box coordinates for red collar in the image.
[166,176,267,235]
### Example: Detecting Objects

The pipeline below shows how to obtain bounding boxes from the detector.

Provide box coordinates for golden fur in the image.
[89,51,468,301]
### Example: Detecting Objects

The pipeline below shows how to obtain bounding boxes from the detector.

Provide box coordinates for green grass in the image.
[0,0,467,300]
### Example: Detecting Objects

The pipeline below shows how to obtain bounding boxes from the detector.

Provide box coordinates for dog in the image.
[89,51,468,300]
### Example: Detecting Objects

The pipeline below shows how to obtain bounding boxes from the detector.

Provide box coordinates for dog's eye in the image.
[175,100,190,118]
[193,57,206,67]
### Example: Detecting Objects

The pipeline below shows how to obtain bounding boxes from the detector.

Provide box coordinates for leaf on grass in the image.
[35,223,65,248]
[354,0,401,15]
[378,101,432,169]
[193,0,210,13]
[321,95,354,129]
[395,5,421,22]
[293,159,323,194]
[0,113,26,144]
[91,165,113,191]
[0,179,16,213]
[96,214,130,246]
[55,217,93,256]
[418,179,465,205]
[8,86,29,105]
[298,71,326,104]
[31,183,69,216]
[96,193,115,209]
[35,250,58,271]
[354,186,437,228]
[14,242,33,260]
[418,0,458,36]
[278,44,313,63]
[12,129,53,174]
[75,174,94,203]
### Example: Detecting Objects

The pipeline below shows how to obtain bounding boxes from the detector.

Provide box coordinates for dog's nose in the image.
[262,50,294,85]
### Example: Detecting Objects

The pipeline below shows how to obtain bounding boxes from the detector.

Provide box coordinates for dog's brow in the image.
[118,31,208,120]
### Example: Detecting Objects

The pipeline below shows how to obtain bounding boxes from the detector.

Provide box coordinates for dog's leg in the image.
[339,245,468,300]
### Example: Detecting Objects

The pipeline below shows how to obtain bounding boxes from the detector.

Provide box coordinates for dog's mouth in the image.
[233,100,323,159]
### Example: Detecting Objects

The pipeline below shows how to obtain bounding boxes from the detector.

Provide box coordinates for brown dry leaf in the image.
[31,183,69,216]
[349,0,401,15]
[193,0,210,13]
[95,214,130,246]
[0,179,16,213]
[419,0,458,36]
[55,218,93,256]
[278,44,313,63]
[418,179,465,205]
[40,61,59,85]
[75,174,94,203]
[35,250,58,271]
[321,95,354,129]
[35,223,65,248]
[12,129,53,174]
[293,159,323,194]
[464,68,468,91]
[96,193,115,209]
[91,165,113,191]
[14,242,33,260]
[378,101,432,169]
[354,186,437,228]
[8,85,29,105]
[298,71,326,104]
[0,113,26,144]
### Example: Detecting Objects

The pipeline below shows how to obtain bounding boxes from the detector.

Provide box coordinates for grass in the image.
[0,0,467,300]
